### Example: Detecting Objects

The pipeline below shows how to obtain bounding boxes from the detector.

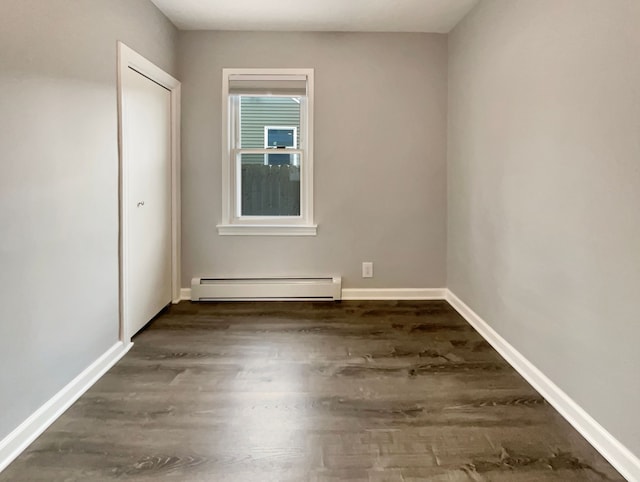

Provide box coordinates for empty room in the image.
[0,0,638,480]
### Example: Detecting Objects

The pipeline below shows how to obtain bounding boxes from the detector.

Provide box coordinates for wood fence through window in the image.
[241,164,301,216]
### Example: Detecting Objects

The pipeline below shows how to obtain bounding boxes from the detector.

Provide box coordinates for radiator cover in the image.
[191,276,342,301]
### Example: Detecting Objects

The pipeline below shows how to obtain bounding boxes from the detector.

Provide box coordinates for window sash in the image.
[229,95,307,221]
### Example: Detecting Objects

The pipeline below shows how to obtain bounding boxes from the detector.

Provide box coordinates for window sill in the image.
[216,224,317,236]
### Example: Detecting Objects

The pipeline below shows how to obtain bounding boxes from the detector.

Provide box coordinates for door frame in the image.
[117,42,181,344]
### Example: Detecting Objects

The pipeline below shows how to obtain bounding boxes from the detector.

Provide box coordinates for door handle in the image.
[137,201,145,207]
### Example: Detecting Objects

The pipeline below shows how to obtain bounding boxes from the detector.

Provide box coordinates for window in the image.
[264,126,297,166]
[218,69,315,236]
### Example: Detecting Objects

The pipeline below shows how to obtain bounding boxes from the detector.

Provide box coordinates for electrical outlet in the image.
[362,262,373,278]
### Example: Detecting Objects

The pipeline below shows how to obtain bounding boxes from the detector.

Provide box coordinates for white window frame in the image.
[264,125,298,166]
[218,68,316,236]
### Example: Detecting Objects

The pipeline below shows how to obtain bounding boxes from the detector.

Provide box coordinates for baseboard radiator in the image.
[191,276,342,301]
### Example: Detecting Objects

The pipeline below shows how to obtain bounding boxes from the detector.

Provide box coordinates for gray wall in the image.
[0,0,177,440]
[448,0,640,454]
[178,31,448,288]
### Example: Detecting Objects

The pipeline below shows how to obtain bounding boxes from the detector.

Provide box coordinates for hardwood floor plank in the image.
[0,301,624,481]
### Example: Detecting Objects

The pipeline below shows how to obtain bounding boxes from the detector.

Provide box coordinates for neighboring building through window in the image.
[218,69,315,235]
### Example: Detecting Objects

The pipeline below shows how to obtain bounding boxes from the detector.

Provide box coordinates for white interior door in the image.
[122,66,172,338]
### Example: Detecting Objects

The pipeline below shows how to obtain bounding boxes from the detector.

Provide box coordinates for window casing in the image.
[218,69,315,236]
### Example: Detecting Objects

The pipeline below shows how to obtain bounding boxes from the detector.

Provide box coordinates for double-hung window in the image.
[218,69,315,236]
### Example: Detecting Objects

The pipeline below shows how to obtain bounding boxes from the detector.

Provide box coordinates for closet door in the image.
[122,65,172,338]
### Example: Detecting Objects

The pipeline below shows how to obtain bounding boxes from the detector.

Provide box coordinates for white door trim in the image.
[117,42,181,344]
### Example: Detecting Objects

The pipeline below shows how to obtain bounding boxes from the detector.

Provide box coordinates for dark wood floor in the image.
[1,301,623,481]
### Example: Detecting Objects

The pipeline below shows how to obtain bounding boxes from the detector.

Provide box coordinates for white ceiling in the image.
[150,0,479,33]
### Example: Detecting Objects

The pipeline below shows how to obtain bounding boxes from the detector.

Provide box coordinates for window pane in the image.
[240,153,301,216]
[239,96,301,149]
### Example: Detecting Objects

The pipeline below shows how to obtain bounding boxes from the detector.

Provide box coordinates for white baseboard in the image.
[181,287,447,301]
[0,341,132,473]
[341,288,446,300]
[445,290,640,482]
